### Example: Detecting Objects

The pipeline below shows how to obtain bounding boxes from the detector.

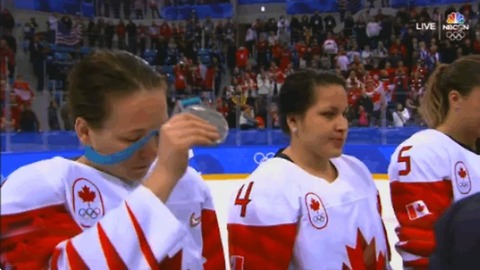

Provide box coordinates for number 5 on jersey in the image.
[398,146,413,176]
[234,182,254,217]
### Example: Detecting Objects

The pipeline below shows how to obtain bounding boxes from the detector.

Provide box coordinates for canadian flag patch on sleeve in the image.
[405,200,431,220]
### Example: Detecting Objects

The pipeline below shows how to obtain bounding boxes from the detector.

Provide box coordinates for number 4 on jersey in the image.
[234,182,254,217]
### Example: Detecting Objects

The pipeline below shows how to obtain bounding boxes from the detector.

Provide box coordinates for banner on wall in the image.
[237,0,284,5]
[285,0,338,14]
[161,4,233,20]
[0,144,397,178]
[15,0,82,15]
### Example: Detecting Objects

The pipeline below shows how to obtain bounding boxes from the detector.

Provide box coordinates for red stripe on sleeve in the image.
[228,223,297,270]
[125,202,159,270]
[65,241,89,270]
[403,258,429,269]
[201,209,226,270]
[50,247,61,270]
[390,180,453,267]
[97,223,128,270]
[159,250,182,269]
[0,204,82,269]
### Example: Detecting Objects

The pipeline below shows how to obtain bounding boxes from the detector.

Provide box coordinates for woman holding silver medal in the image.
[0,50,229,269]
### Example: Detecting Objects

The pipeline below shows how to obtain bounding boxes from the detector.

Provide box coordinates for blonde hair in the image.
[420,55,480,128]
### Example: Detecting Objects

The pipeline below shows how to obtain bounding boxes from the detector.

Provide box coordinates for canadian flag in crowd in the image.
[405,200,431,220]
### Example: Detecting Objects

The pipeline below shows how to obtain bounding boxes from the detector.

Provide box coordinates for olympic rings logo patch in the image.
[253,152,275,164]
[454,161,471,195]
[78,207,102,219]
[72,178,105,228]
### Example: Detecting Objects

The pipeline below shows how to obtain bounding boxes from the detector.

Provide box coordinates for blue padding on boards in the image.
[1,128,422,152]
[1,128,424,177]
[1,144,397,177]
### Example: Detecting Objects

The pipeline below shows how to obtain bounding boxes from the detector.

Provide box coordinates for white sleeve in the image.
[53,186,187,269]
[1,165,187,270]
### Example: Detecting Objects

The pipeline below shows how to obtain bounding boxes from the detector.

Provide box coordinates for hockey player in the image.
[388,55,480,269]
[0,50,226,269]
[228,70,390,269]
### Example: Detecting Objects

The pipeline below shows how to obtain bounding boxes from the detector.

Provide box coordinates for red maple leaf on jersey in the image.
[78,186,96,203]
[310,199,320,211]
[458,168,467,179]
[342,228,386,270]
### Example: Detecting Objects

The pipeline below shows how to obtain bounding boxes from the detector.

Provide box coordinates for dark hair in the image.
[278,69,346,134]
[67,50,166,129]
[420,55,480,128]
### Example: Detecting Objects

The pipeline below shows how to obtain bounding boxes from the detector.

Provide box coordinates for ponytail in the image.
[419,63,449,128]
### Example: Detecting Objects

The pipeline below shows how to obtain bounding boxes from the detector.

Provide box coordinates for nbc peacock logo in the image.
[446,12,465,24]
[442,12,469,41]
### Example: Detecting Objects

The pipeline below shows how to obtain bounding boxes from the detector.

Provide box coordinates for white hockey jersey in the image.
[228,154,390,270]
[388,129,480,269]
[0,157,225,270]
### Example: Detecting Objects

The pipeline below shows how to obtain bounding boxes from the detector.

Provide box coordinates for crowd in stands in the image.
[1,2,480,133]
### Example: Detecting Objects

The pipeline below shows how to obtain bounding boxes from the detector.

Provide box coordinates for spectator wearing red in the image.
[473,33,480,54]
[275,67,286,89]
[365,76,382,106]
[346,71,363,106]
[216,98,229,118]
[116,20,127,50]
[396,60,408,75]
[357,105,369,127]
[2,94,20,131]
[295,41,307,61]
[378,70,393,103]
[411,60,428,78]
[160,21,172,40]
[389,38,406,58]
[244,65,256,82]
[0,38,15,79]
[410,70,425,96]
[236,46,249,70]
[204,65,216,93]
[279,45,291,71]
[173,61,188,96]
[365,76,385,126]
[191,61,204,95]
[12,74,34,107]
[384,61,396,81]
[137,23,147,56]
[271,41,283,66]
